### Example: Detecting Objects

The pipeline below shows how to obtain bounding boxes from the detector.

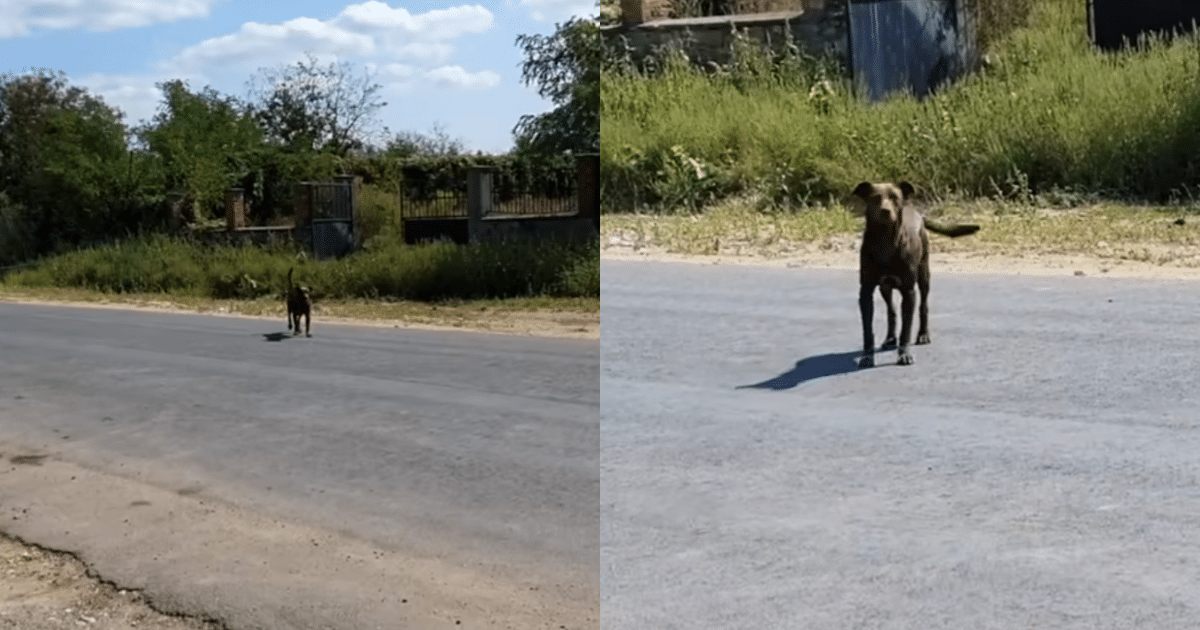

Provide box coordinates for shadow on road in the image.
[737,350,863,390]
[263,332,294,342]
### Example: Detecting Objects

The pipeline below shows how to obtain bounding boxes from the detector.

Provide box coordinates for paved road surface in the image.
[0,302,598,629]
[602,259,1200,629]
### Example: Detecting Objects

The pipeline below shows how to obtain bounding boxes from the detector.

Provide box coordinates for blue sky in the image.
[0,0,597,154]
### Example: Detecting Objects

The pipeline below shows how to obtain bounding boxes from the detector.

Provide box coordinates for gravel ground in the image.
[0,534,221,630]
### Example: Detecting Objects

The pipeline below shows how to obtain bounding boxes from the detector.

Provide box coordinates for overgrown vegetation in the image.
[0,15,601,319]
[3,233,599,300]
[601,0,1200,212]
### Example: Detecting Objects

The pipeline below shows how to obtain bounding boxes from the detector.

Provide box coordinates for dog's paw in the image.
[880,336,897,351]
[306,333,312,338]
[915,332,930,345]
[858,354,875,369]
[897,350,914,365]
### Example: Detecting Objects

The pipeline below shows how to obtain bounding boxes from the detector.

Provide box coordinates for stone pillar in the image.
[466,167,495,243]
[293,183,313,228]
[621,0,671,25]
[225,188,245,231]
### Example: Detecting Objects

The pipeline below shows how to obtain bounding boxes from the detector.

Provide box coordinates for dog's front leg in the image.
[859,283,876,368]
[897,286,916,365]
[879,284,897,350]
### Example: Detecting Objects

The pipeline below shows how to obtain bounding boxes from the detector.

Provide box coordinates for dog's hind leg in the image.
[858,283,877,368]
[916,263,931,345]
[878,284,898,351]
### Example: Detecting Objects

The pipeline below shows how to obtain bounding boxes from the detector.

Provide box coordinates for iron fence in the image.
[491,182,578,217]
[398,190,468,218]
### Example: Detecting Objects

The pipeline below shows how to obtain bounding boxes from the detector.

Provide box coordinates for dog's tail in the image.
[287,267,294,290]
[924,219,980,238]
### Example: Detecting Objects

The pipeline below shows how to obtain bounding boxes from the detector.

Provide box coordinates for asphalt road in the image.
[602,259,1200,629]
[0,302,598,629]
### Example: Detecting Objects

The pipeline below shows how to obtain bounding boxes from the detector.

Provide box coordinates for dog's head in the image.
[851,181,914,226]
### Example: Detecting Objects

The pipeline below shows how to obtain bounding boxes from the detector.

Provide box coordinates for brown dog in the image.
[853,182,978,368]
[286,267,312,337]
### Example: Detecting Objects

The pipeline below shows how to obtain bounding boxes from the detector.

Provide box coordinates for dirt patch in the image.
[0,292,599,340]
[0,534,219,630]
[602,239,1200,280]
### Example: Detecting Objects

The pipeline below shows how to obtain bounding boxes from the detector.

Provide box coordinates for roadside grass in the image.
[601,199,1200,266]
[2,232,599,301]
[601,0,1200,210]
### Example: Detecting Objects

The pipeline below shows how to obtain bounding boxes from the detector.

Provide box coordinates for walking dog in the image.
[853,181,978,368]
[286,267,312,337]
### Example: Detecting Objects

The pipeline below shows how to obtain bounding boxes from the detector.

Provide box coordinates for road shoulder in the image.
[0,441,594,630]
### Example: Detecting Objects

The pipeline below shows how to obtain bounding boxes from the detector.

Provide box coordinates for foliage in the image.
[513,18,604,155]
[963,0,1037,55]
[138,80,263,219]
[391,153,577,201]
[0,69,161,254]
[384,122,465,158]
[246,52,387,155]
[601,0,1200,211]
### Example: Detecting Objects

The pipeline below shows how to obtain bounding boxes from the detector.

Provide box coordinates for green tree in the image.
[247,53,387,155]
[0,69,138,255]
[513,18,603,155]
[139,80,262,220]
[385,122,465,158]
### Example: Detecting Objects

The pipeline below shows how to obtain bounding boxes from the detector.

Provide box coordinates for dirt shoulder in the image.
[602,202,1200,280]
[0,533,219,630]
[0,288,599,340]
[601,244,1200,280]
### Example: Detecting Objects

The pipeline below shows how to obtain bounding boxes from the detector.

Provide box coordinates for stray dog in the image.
[853,181,978,368]
[286,267,312,337]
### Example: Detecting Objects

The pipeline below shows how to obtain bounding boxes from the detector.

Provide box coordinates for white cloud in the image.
[424,66,500,89]
[169,16,377,71]
[0,0,217,38]
[335,1,492,40]
[151,1,503,103]
[73,72,165,127]
[167,2,492,73]
[519,0,595,23]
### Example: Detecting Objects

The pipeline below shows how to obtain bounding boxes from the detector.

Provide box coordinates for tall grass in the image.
[601,0,1200,211]
[4,233,599,300]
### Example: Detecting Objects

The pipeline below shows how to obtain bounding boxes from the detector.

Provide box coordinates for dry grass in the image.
[0,284,599,336]
[602,199,1200,266]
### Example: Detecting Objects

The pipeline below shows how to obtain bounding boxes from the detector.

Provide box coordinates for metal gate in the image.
[300,175,357,258]
[848,0,960,101]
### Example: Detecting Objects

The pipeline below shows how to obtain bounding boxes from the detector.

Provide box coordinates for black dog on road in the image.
[853,181,978,368]
[286,267,312,337]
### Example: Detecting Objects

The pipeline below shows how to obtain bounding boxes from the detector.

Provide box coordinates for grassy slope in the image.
[601,0,1200,211]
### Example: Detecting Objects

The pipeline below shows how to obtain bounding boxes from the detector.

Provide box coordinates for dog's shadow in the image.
[263,332,294,342]
[736,350,864,390]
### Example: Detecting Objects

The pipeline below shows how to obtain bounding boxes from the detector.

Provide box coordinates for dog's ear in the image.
[852,182,874,200]
[898,181,915,200]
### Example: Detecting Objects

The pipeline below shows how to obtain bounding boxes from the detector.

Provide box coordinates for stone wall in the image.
[608,0,849,68]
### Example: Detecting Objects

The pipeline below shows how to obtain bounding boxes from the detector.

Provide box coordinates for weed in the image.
[3,233,600,301]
